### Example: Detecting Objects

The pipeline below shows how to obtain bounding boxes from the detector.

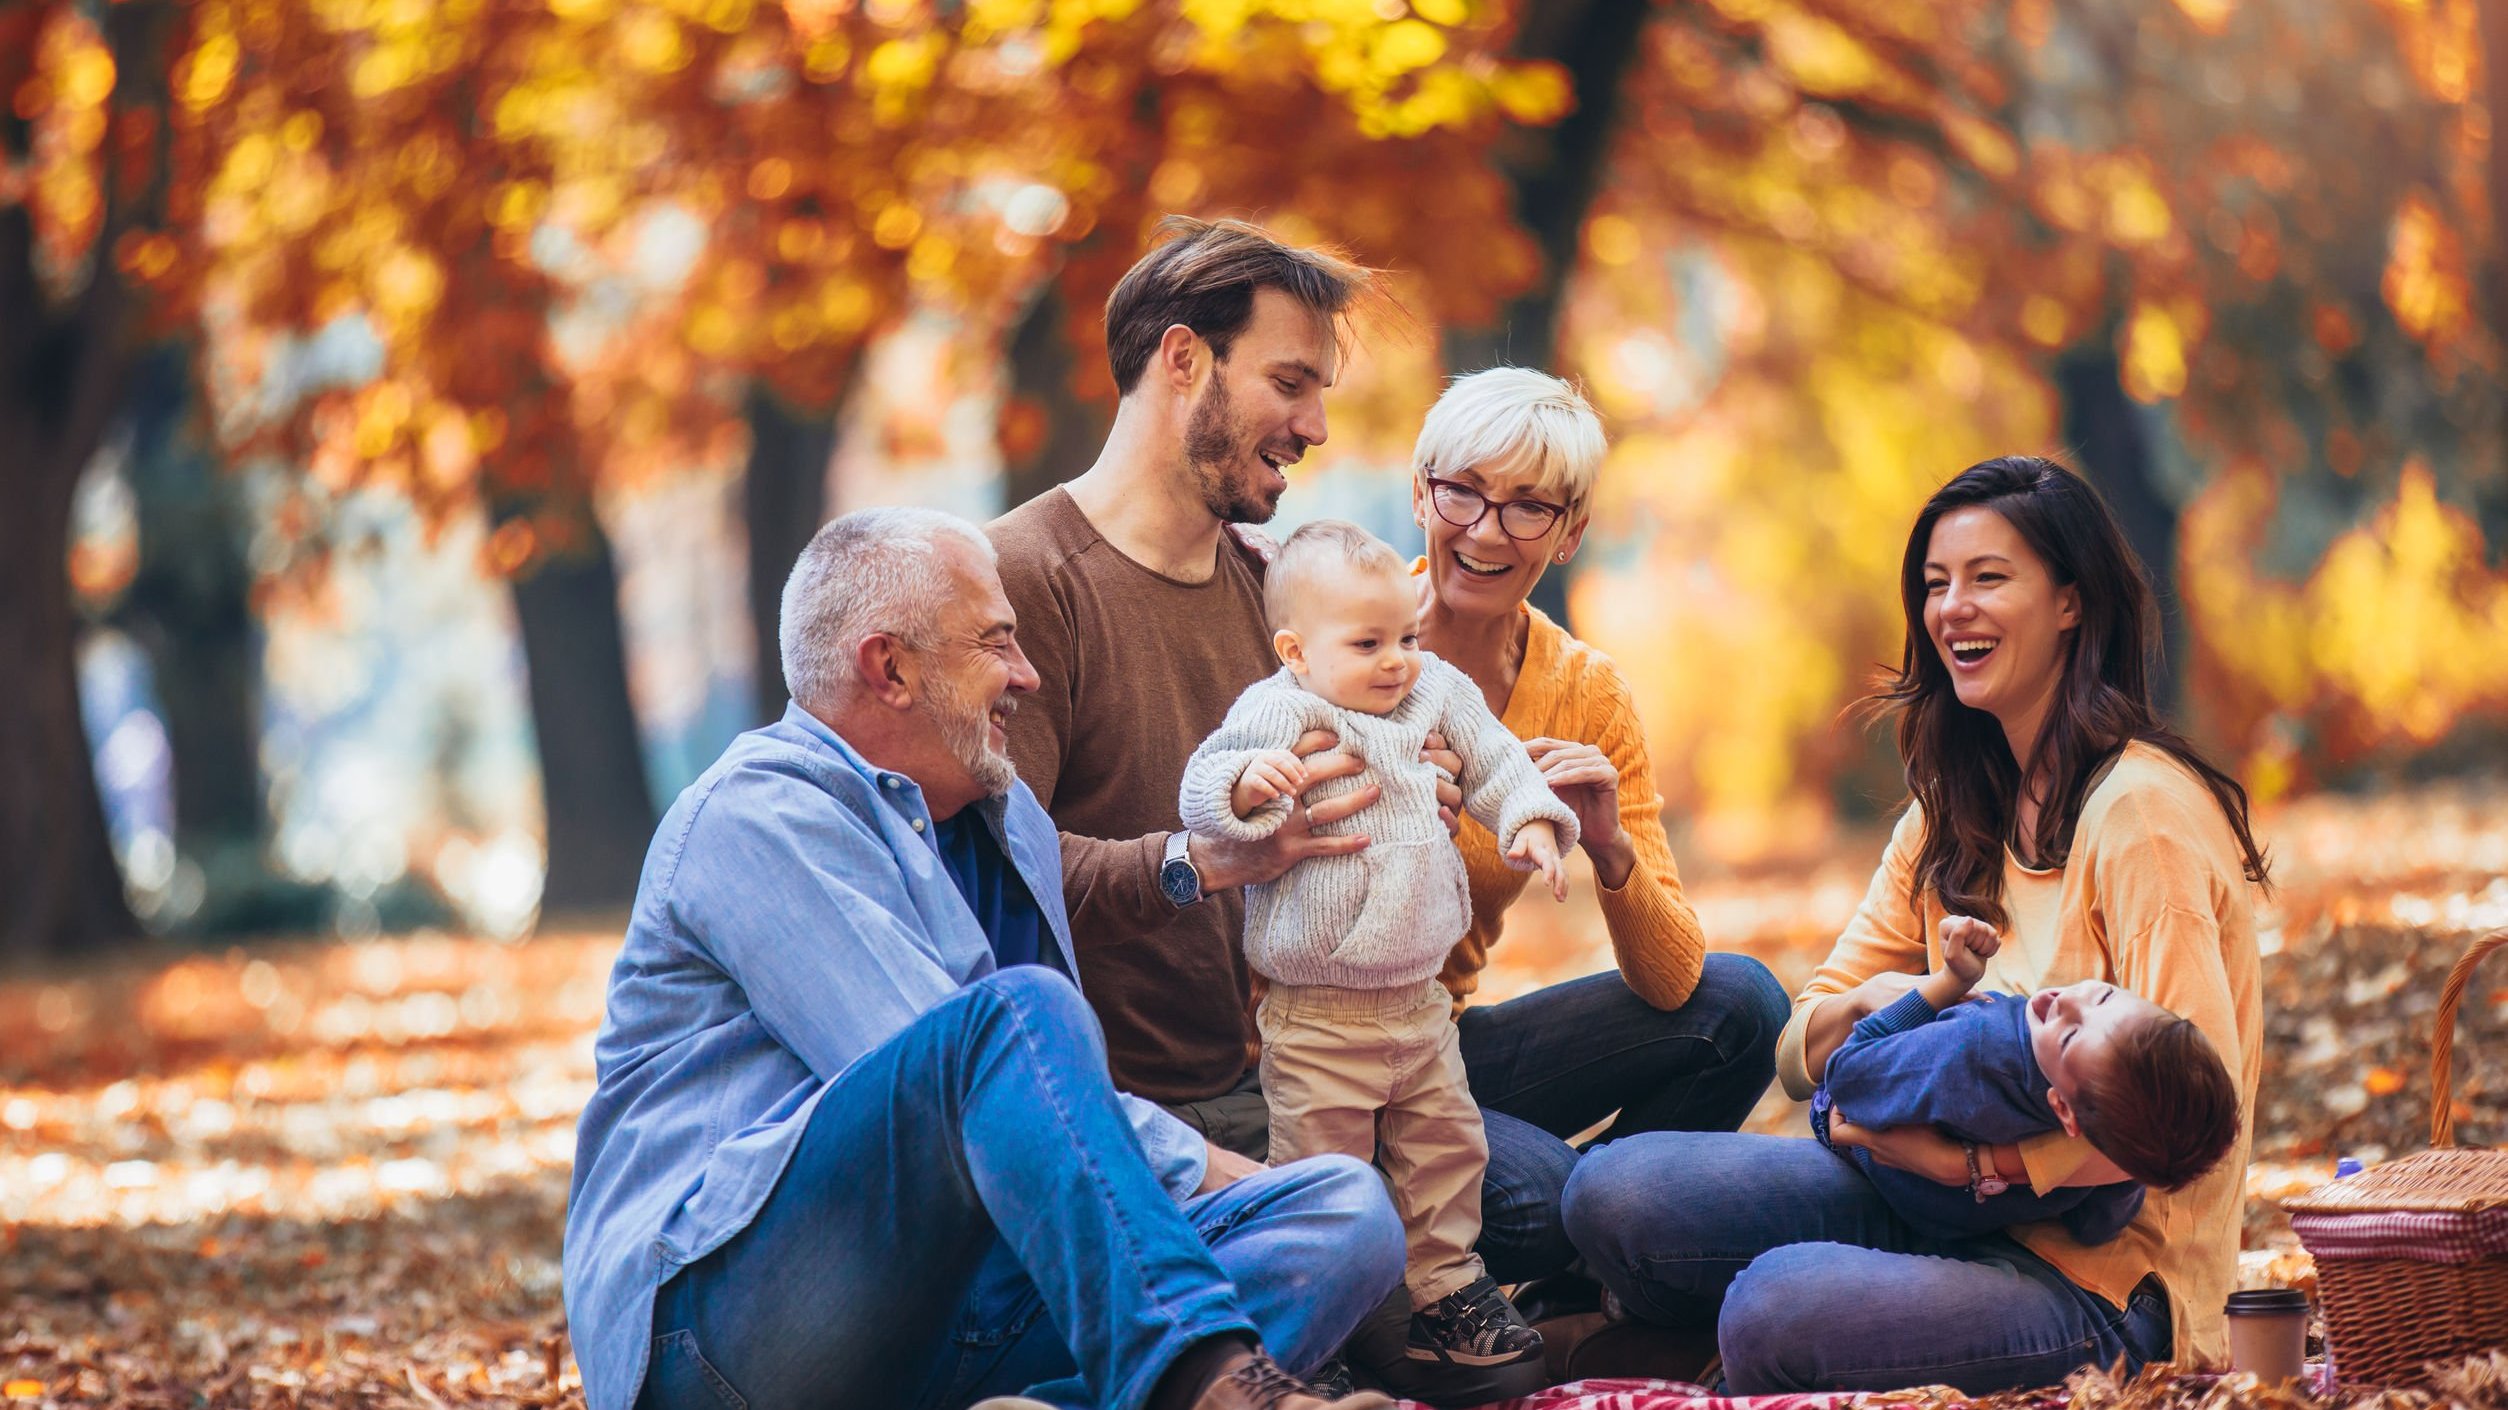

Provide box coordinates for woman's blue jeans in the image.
[1563,1131,2172,1395]
[638,968,1406,1410]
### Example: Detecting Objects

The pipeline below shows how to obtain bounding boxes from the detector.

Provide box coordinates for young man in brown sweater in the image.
[988,218,1789,1400]
[990,218,1535,1401]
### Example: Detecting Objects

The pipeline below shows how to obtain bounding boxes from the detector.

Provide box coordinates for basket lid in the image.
[2279,1148,2508,1215]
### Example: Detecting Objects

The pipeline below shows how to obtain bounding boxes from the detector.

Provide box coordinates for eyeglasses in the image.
[1422,476,1570,542]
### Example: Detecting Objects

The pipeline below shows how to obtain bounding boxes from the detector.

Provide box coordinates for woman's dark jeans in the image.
[1564,1131,2173,1394]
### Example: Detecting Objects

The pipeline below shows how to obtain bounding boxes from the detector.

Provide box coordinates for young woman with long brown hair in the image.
[1560,456,2268,1394]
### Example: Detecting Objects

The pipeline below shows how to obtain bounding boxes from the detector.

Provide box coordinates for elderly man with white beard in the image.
[562,507,1403,1410]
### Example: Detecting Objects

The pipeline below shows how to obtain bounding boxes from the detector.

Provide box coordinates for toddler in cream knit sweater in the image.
[1179,519,1575,1370]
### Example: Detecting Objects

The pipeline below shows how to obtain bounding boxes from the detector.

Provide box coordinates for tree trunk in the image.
[113,341,318,934]
[1439,0,1654,628]
[0,398,138,961]
[742,381,839,724]
[1000,278,1113,513]
[2057,339,2185,708]
[2477,0,2508,548]
[0,0,177,960]
[494,495,657,917]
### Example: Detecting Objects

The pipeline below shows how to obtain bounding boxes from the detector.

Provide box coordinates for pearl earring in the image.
[1554,553,1569,564]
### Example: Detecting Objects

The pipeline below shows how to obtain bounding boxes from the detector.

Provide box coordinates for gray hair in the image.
[1413,366,1607,510]
[778,507,995,711]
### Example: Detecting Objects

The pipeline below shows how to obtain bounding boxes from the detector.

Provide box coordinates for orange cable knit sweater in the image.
[1437,602,1706,1013]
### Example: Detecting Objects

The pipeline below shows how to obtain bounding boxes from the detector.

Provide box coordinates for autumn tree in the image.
[2,0,187,958]
[1550,0,2505,840]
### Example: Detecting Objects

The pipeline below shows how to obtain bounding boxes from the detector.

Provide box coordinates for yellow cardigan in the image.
[1440,602,1706,1012]
[1773,742,2263,1368]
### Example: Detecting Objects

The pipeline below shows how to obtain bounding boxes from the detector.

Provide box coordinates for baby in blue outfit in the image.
[1811,916,2241,1245]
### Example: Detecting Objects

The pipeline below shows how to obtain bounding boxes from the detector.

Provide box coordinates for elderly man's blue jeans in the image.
[636,968,1405,1410]
[1562,1132,2172,1395]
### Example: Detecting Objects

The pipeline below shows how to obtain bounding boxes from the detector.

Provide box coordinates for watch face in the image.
[1978,1177,2010,1197]
[1159,861,1198,905]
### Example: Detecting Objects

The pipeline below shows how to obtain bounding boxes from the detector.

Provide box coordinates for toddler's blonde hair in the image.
[1263,519,1408,631]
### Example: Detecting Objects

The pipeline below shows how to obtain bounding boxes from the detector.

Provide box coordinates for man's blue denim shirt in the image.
[562,704,1209,1410]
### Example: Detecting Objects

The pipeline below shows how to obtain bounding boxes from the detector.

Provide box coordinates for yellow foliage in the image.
[2121,302,2187,403]
[2382,192,2472,351]
[1764,9,1879,96]
[2305,464,2508,743]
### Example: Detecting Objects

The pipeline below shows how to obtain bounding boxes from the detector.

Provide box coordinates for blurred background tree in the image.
[3,0,2502,957]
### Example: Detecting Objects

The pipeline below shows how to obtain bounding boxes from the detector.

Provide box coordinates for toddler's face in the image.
[2026,978,2172,1107]
[1278,568,1424,715]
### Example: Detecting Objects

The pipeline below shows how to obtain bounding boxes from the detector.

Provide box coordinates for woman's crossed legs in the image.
[1562,1131,2169,1395]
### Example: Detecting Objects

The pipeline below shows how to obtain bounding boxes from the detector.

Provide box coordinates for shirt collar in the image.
[778,701,1009,831]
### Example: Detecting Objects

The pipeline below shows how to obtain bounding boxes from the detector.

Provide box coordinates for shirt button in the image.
[911,818,926,832]
[884,776,901,790]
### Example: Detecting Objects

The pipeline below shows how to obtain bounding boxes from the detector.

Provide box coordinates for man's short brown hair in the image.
[1103,216,1383,396]
[2073,1013,2242,1193]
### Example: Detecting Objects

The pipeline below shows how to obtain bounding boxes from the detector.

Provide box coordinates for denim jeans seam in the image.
[994,986,1237,1410]
[1802,1329,2108,1385]
[993,992,1156,1298]
[652,1328,750,1410]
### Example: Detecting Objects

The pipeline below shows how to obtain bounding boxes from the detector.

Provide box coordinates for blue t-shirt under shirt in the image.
[931,808,1053,974]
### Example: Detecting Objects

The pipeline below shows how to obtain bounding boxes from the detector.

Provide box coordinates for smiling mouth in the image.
[1947,637,1999,668]
[1257,447,1299,475]
[1453,550,1509,579]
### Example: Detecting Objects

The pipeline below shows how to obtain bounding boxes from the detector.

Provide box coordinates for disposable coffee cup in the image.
[2224,1288,2309,1385]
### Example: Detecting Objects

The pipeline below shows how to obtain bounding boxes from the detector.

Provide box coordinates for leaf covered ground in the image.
[1,784,2502,1408]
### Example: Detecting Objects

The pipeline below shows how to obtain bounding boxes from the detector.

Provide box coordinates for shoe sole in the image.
[1401,1344,1545,1368]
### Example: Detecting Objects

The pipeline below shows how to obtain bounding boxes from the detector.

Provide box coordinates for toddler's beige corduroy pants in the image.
[1257,977,1487,1308]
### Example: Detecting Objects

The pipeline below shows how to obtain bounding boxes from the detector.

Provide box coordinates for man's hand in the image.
[1231,750,1309,819]
[1421,731,1463,835]
[1823,1112,1971,1186]
[1528,738,1633,887]
[1938,915,2000,988]
[1189,731,1376,891]
[1196,1142,1265,1194]
[1506,820,1570,901]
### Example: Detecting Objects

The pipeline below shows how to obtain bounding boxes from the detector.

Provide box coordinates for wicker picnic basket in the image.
[2280,929,2508,1386]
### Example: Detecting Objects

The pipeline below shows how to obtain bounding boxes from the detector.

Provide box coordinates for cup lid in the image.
[2224,1288,2309,1314]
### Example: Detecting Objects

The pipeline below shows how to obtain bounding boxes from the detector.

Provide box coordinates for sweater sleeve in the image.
[1177,676,1311,843]
[1777,804,1934,1100]
[1435,662,1579,856]
[1583,664,1707,1011]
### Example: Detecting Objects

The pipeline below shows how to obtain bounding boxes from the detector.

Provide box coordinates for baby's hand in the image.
[1231,750,1309,818]
[1938,915,2000,987]
[1507,820,1570,902]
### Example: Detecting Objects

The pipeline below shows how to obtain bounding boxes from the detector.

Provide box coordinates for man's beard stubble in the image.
[921,670,1018,799]
[1183,372,1282,525]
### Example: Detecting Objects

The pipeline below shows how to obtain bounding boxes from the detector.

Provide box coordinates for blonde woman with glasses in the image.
[1394,368,1789,1358]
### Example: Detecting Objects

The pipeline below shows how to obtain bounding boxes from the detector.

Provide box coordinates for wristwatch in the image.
[1159,831,1205,908]
[1964,1140,2011,1202]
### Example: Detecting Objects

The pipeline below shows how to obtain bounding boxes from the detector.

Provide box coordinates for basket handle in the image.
[2430,928,2508,1147]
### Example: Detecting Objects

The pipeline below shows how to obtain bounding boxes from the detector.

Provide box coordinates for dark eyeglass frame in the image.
[1421,475,1572,542]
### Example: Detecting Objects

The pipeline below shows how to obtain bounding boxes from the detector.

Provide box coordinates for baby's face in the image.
[1280,568,1424,715]
[2026,978,2171,1105]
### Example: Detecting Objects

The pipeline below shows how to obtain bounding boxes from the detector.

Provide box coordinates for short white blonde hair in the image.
[1412,366,1606,510]
[1264,519,1407,631]
[779,507,993,711]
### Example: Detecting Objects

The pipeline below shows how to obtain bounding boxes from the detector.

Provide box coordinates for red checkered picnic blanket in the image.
[2291,1206,2508,1263]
